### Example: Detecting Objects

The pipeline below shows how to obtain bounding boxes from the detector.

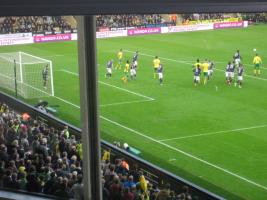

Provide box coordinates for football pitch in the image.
[1,24,267,200]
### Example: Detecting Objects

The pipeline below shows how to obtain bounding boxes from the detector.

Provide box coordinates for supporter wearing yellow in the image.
[122,60,130,83]
[102,149,110,161]
[116,49,123,69]
[253,53,262,76]
[153,56,160,78]
[202,59,209,85]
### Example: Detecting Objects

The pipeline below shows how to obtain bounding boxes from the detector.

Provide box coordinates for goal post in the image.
[0,51,54,99]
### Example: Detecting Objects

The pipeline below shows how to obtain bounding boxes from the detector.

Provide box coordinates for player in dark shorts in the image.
[42,65,49,89]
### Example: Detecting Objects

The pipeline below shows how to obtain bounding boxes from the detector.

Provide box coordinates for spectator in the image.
[109,176,122,200]
[122,187,134,200]
[0,101,195,199]
[71,174,84,200]
[156,183,170,200]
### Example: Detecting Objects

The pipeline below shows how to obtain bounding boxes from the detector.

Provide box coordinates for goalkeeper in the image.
[42,65,49,89]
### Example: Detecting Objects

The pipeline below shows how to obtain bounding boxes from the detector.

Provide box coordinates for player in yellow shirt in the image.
[193,59,201,69]
[153,56,161,78]
[121,60,130,83]
[253,53,262,76]
[116,49,123,70]
[202,59,209,85]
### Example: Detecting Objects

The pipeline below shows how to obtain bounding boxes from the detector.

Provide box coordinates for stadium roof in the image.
[1,0,267,15]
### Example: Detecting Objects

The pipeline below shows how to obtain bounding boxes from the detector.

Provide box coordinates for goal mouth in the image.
[0,51,54,99]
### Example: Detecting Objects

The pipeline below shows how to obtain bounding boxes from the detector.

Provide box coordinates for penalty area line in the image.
[54,95,153,108]
[51,95,267,192]
[59,69,155,101]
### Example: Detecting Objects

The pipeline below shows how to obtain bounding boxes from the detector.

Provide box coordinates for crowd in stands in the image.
[0,101,196,199]
[96,15,166,29]
[1,13,267,35]
[101,148,194,200]
[241,13,267,23]
[182,13,226,21]
[0,16,72,34]
[0,102,83,199]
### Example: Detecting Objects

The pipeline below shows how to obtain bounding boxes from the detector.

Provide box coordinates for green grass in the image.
[1,24,267,200]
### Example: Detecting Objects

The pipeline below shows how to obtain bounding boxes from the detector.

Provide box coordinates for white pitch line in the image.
[60,69,79,76]
[54,95,80,109]
[49,95,267,191]
[100,99,153,107]
[98,81,154,101]
[55,95,152,108]
[100,116,267,192]
[124,49,267,82]
[159,124,267,142]
[60,69,155,101]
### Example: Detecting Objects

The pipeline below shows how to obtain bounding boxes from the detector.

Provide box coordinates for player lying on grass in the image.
[253,53,262,76]
[122,60,130,83]
[153,56,160,78]
[105,59,113,78]
[193,64,201,86]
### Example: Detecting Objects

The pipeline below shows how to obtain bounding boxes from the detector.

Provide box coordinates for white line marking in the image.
[159,124,267,142]
[100,99,153,107]
[46,95,267,191]
[100,116,267,192]
[98,81,154,100]
[54,95,80,109]
[124,49,267,82]
[60,69,79,76]
[55,94,152,108]
[60,69,155,101]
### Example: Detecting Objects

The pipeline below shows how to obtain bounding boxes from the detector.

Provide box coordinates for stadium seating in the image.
[0,92,224,200]
[1,14,265,35]
[0,16,72,34]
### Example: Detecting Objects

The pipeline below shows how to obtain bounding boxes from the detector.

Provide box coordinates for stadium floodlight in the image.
[0,51,54,98]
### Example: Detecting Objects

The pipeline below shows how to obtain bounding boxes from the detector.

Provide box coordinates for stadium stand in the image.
[95,14,170,30]
[0,92,224,200]
[0,16,72,34]
[1,14,266,35]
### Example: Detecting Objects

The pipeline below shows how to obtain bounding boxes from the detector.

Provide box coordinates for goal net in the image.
[0,51,54,98]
